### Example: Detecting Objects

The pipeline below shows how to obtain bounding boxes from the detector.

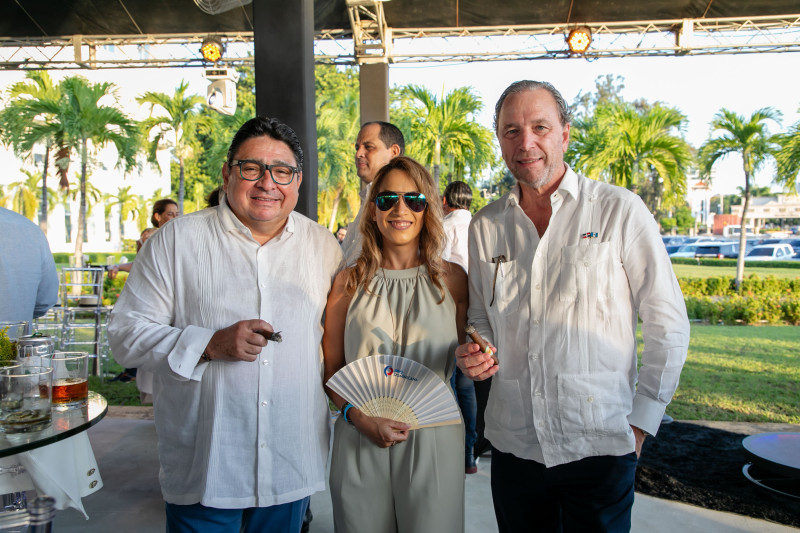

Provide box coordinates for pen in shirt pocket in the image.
[489,254,507,307]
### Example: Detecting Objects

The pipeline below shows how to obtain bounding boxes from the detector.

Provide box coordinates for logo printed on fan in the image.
[383,365,418,382]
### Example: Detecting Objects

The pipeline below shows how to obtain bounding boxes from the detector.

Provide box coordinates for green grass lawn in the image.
[639,325,800,424]
[673,263,800,279]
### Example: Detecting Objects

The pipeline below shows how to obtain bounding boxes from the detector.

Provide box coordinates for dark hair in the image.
[151,198,177,227]
[206,186,221,208]
[443,181,473,210]
[493,80,572,131]
[361,121,405,155]
[226,116,304,172]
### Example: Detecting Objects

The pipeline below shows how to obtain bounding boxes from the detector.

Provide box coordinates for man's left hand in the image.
[631,425,646,458]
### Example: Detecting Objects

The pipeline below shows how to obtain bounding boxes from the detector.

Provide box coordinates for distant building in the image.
[731,195,800,232]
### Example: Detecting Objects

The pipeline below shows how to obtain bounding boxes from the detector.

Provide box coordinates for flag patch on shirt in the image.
[581,232,598,239]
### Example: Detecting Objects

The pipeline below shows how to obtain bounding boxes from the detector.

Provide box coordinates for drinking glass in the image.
[50,352,90,410]
[0,366,52,433]
[0,321,31,365]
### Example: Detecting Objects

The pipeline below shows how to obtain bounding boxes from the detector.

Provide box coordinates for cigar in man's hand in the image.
[464,324,498,366]
[256,330,283,343]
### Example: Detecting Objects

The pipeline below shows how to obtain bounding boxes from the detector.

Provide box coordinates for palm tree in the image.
[137,81,204,214]
[8,169,41,221]
[568,102,692,215]
[56,77,139,265]
[698,108,781,291]
[776,107,800,193]
[398,85,495,187]
[0,71,67,234]
[107,186,140,241]
[316,90,361,231]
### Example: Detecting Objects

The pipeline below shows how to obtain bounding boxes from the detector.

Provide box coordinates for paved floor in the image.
[53,411,799,532]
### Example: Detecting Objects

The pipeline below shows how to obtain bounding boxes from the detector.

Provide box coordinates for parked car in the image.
[665,244,682,255]
[669,241,718,258]
[779,238,800,257]
[662,236,685,246]
[695,243,740,259]
[744,244,796,261]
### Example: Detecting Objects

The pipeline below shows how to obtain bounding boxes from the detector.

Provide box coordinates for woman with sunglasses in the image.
[323,156,468,532]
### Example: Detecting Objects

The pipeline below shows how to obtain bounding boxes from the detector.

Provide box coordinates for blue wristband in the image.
[342,402,354,424]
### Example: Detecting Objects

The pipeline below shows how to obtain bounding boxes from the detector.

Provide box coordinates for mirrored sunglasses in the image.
[375,191,427,213]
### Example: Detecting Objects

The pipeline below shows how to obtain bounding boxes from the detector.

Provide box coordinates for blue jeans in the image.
[491,449,637,533]
[165,497,309,533]
[450,365,477,458]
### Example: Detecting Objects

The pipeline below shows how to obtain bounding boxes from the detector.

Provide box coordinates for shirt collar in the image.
[218,194,295,243]
[503,164,580,210]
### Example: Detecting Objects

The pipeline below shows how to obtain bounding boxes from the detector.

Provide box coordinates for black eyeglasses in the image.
[230,159,298,185]
[375,191,427,213]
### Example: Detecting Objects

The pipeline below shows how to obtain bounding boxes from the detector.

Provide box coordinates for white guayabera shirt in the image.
[109,199,342,508]
[468,166,690,468]
[442,208,472,274]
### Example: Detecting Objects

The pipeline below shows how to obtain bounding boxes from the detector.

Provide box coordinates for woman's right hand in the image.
[349,409,411,448]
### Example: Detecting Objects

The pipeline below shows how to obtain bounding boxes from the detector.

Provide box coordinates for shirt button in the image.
[259,282,266,288]
[587,396,594,403]
[584,261,591,267]
[534,391,542,397]
[261,401,269,407]
[535,283,541,290]
[531,353,539,361]
[262,360,269,366]
[260,443,266,449]
[533,319,540,326]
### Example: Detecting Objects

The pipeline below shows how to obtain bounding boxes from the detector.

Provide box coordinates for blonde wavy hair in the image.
[345,156,447,303]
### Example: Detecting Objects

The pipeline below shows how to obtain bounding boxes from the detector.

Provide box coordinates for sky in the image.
[1,49,798,196]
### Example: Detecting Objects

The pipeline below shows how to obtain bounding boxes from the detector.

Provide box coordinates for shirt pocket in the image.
[558,241,616,302]
[488,376,528,434]
[556,372,631,437]
[477,258,520,315]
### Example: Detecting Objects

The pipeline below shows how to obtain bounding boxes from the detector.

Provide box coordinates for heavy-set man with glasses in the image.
[109,116,342,533]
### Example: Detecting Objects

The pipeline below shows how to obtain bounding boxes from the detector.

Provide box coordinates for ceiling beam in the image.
[0,14,798,70]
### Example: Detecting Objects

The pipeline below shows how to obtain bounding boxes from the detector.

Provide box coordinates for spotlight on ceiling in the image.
[566,26,592,54]
[201,36,225,63]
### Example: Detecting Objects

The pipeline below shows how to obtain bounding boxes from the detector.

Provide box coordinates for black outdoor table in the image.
[742,432,800,499]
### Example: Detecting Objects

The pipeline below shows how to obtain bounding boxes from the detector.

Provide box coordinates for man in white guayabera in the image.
[456,80,690,533]
[109,117,342,533]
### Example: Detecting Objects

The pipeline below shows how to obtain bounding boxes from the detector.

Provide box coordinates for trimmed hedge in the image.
[681,274,800,325]
[53,252,137,269]
[685,295,800,325]
[679,275,800,298]
[671,257,800,269]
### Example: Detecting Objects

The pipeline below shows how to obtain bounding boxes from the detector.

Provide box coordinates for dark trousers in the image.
[450,365,478,457]
[165,498,309,533]
[491,449,637,533]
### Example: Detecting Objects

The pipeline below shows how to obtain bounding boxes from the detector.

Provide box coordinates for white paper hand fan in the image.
[327,354,462,429]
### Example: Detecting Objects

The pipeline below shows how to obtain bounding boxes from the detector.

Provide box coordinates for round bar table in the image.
[742,432,800,499]
[0,392,107,458]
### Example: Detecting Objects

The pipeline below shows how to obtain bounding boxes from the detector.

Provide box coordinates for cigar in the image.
[464,324,498,365]
[256,330,283,343]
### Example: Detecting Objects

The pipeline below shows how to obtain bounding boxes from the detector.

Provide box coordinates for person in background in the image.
[206,186,222,208]
[323,156,468,532]
[151,198,179,227]
[441,181,480,474]
[335,225,347,244]
[456,80,690,532]
[108,116,341,533]
[340,121,404,266]
[0,207,58,323]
